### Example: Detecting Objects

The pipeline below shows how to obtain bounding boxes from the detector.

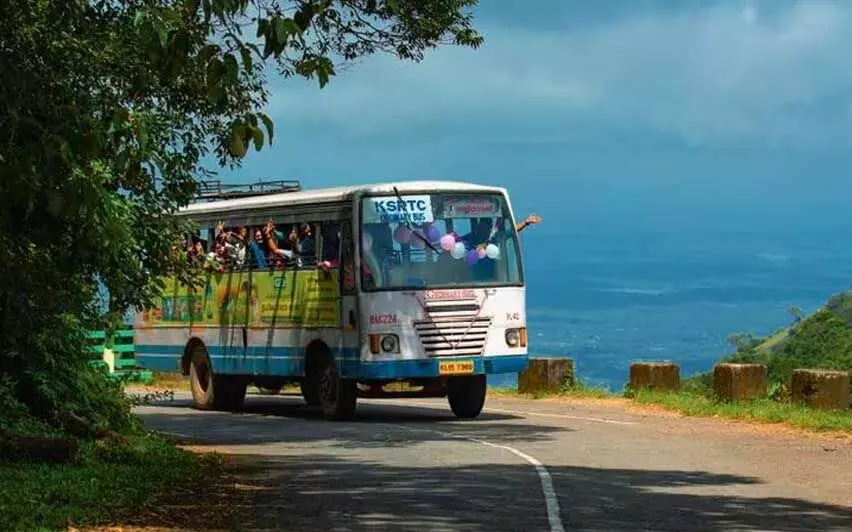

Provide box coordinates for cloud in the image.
[265,0,852,149]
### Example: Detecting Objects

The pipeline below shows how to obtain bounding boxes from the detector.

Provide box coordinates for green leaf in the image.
[207,85,225,105]
[228,122,247,158]
[133,10,146,27]
[250,126,264,151]
[274,17,302,48]
[315,57,335,88]
[199,44,219,62]
[258,113,274,143]
[206,57,224,84]
[256,17,269,39]
[223,54,239,85]
[239,46,253,73]
[153,20,170,48]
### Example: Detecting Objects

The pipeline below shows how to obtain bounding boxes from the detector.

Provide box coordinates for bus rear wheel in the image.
[189,348,246,411]
[300,377,321,407]
[447,375,487,419]
[317,354,357,421]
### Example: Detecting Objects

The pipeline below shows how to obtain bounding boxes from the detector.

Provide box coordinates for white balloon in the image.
[485,243,500,259]
[451,242,466,259]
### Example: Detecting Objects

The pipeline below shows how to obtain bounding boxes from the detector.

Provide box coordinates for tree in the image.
[0,0,482,432]
[787,305,805,324]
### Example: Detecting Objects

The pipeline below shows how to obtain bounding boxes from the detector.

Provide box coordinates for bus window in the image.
[321,222,341,264]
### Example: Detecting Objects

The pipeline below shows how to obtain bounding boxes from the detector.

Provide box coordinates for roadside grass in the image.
[628,389,852,433]
[488,380,613,401]
[489,378,852,434]
[0,431,221,532]
[139,372,302,396]
[146,371,190,390]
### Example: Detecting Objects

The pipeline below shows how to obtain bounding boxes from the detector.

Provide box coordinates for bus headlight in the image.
[380,334,399,353]
[505,328,527,348]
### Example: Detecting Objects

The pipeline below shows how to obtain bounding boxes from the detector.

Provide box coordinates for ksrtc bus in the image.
[134,180,529,420]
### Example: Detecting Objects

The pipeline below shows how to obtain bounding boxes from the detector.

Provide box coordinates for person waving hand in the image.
[516,214,542,233]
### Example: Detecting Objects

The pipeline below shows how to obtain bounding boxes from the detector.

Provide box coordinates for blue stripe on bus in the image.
[135,343,528,380]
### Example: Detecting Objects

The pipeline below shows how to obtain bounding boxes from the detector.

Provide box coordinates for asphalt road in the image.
[135,392,852,532]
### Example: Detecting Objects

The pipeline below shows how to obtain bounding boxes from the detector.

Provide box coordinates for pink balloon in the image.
[477,247,487,259]
[440,234,455,251]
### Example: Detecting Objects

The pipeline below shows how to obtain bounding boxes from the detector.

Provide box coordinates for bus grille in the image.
[413,312,492,357]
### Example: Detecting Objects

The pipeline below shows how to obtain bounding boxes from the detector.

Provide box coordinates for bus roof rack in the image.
[192,179,302,202]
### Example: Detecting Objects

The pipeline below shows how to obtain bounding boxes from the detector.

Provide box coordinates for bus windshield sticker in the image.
[441,197,500,218]
[363,195,434,224]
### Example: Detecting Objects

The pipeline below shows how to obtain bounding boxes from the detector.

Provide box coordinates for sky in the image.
[216,0,852,242]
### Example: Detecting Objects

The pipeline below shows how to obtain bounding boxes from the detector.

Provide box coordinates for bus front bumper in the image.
[339,354,528,381]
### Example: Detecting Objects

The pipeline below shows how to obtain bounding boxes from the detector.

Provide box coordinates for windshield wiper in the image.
[393,186,439,253]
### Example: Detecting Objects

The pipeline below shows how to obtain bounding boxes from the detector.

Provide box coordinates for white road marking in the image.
[401,400,637,426]
[391,424,565,532]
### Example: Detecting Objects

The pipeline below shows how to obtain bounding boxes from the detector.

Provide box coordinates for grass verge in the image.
[0,431,222,532]
[489,383,852,433]
[629,389,852,433]
[488,381,614,401]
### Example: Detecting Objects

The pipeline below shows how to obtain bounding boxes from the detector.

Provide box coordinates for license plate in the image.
[438,360,475,375]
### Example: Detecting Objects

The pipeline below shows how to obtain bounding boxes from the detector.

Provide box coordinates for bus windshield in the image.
[359,192,523,291]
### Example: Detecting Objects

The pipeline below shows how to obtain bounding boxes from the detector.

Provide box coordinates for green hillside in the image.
[722,290,852,385]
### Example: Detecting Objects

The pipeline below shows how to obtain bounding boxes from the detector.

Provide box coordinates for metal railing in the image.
[87,328,153,382]
[192,179,302,203]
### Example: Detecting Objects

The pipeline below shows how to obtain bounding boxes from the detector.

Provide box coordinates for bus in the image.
[134,180,528,420]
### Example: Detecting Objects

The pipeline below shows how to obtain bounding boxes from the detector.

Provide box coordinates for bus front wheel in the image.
[447,375,487,419]
[317,354,357,421]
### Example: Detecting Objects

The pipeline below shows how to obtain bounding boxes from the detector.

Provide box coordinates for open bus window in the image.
[359,193,523,290]
[320,222,341,265]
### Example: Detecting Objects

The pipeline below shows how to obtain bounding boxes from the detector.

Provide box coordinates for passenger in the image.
[249,227,268,269]
[298,223,315,260]
[263,220,296,265]
[515,213,542,233]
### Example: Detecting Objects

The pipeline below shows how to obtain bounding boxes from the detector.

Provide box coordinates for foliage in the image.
[0,0,481,432]
[0,431,213,531]
[679,371,714,398]
[723,290,852,386]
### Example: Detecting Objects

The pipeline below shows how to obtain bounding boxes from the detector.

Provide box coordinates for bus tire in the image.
[318,354,357,421]
[300,377,321,407]
[221,378,247,411]
[189,347,245,411]
[447,375,487,419]
[189,347,217,410]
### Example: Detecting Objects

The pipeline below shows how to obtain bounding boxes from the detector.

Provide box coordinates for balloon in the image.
[393,225,412,244]
[425,224,441,242]
[477,246,487,259]
[485,243,500,259]
[451,242,466,259]
[362,232,373,250]
[465,249,480,265]
[440,234,456,251]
